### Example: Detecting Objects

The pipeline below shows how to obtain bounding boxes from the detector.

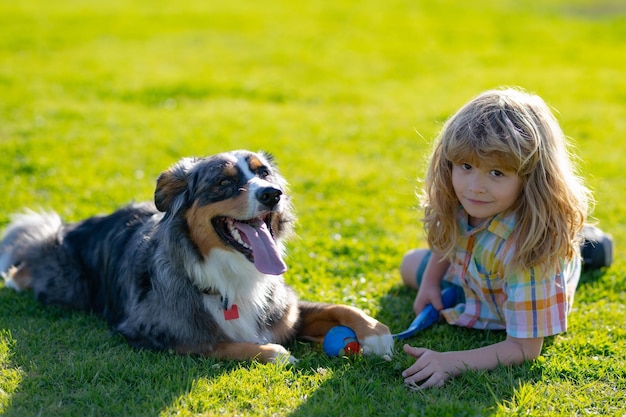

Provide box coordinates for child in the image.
[399,87,591,389]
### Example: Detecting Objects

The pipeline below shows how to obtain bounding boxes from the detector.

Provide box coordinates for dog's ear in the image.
[154,157,198,212]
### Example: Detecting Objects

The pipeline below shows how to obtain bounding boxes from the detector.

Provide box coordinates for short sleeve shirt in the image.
[441,207,581,339]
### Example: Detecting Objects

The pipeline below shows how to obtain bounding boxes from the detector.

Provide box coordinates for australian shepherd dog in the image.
[0,150,392,363]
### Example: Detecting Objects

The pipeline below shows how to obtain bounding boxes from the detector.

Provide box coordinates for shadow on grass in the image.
[1,268,606,416]
[0,294,167,414]
[0,287,294,416]
[0,285,515,417]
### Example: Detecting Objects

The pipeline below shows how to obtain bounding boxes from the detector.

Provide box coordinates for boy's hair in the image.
[422,87,591,269]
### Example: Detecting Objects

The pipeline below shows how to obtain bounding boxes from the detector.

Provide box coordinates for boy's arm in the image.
[402,335,544,389]
[413,251,450,313]
[445,334,544,371]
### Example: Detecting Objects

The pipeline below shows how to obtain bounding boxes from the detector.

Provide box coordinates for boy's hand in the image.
[411,252,450,315]
[401,344,456,389]
[412,284,444,315]
[401,336,545,389]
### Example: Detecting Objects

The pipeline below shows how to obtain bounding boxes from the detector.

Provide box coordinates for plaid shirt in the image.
[441,207,580,339]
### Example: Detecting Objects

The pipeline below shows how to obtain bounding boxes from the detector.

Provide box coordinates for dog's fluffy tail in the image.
[0,210,62,290]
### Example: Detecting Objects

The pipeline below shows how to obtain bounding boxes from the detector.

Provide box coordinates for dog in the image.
[0,150,393,363]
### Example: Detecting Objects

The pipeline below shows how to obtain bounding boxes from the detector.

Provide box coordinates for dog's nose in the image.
[256,187,282,208]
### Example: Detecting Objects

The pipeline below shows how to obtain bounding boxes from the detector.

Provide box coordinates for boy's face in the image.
[451,160,522,227]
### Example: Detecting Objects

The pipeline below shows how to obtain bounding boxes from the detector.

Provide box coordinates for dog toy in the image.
[393,286,459,340]
[323,325,361,356]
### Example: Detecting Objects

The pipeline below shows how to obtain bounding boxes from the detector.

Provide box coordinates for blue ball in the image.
[323,325,361,356]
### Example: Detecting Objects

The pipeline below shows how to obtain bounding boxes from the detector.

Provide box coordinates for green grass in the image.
[1,0,625,415]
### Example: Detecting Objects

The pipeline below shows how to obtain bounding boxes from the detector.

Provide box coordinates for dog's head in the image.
[154,150,294,276]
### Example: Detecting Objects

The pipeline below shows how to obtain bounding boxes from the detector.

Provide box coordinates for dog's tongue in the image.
[233,219,287,275]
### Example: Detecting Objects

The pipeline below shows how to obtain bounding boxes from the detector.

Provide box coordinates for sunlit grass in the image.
[1,0,625,415]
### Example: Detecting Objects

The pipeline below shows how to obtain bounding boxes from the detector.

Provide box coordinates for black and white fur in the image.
[0,150,393,363]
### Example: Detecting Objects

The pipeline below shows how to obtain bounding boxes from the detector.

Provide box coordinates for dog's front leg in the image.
[296,301,393,358]
[174,342,297,364]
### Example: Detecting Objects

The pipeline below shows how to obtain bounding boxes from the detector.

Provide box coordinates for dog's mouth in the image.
[211,215,287,276]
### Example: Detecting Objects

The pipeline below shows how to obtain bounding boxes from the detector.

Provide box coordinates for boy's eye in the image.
[461,163,472,170]
[490,170,504,177]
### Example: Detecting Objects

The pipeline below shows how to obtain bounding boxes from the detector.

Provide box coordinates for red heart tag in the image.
[223,304,239,320]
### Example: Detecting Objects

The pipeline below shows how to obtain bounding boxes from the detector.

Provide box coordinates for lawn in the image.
[0,0,625,415]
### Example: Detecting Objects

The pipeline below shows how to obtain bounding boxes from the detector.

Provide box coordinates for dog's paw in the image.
[349,315,394,359]
[271,352,299,366]
[360,333,394,360]
[262,343,298,365]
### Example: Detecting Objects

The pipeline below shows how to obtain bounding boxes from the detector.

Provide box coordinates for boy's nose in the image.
[468,178,487,194]
[469,186,487,193]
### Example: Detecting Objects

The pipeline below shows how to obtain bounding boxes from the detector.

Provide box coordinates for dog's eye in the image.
[219,179,232,187]
[257,167,270,178]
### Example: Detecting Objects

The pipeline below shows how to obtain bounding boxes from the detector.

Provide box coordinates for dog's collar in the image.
[201,288,239,320]
[201,288,230,310]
